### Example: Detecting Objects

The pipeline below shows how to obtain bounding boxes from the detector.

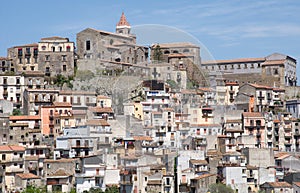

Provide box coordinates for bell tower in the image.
[116,12,131,35]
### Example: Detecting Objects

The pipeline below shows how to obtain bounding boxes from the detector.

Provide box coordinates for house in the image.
[7,43,39,73]
[44,158,80,193]
[260,182,293,193]
[15,173,42,192]
[75,155,105,192]
[0,75,25,109]
[242,112,266,148]
[0,145,25,193]
[38,36,75,77]
[190,173,216,193]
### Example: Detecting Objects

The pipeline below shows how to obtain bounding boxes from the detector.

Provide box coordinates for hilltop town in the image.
[0,12,300,193]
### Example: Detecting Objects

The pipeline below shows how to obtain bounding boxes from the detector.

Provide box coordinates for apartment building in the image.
[7,43,39,73]
[0,75,25,109]
[0,145,25,193]
[202,53,297,88]
[38,36,75,77]
[0,57,14,74]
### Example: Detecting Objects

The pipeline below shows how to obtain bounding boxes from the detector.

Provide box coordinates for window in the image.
[18,48,23,56]
[26,57,30,64]
[59,46,62,52]
[86,40,91,50]
[33,48,38,55]
[63,96,67,102]
[19,58,22,64]
[63,65,66,71]
[62,55,66,61]
[45,55,50,61]
[66,46,71,52]
[52,47,55,52]
[2,154,5,160]
[26,47,30,54]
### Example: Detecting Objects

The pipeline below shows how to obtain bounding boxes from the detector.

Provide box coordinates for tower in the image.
[116,12,131,35]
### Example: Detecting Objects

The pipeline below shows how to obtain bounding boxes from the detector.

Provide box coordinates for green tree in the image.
[12,109,22,116]
[208,183,235,193]
[152,44,163,62]
[105,186,119,193]
[21,185,46,193]
[54,74,73,89]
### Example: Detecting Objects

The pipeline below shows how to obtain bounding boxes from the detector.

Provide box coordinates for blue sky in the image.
[1,1,300,78]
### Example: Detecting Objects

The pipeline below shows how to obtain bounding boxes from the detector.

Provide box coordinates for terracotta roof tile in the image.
[40,36,69,41]
[45,158,78,163]
[202,57,265,65]
[247,83,273,90]
[226,119,242,123]
[53,102,72,107]
[262,60,285,66]
[190,159,207,165]
[86,119,110,126]
[90,107,114,113]
[225,82,239,86]
[116,12,130,27]
[242,112,263,118]
[48,168,71,177]
[9,115,40,120]
[266,182,292,188]
[193,173,215,180]
[16,173,40,179]
[0,145,25,151]
[133,136,153,141]
[97,95,110,99]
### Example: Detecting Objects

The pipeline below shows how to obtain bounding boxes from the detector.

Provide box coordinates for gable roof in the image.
[0,145,25,152]
[86,119,110,126]
[16,173,40,179]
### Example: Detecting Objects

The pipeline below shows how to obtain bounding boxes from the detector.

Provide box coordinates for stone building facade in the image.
[76,13,148,73]
[202,53,297,88]
[38,36,75,77]
[7,43,39,73]
[151,42,201,66]
[0,57,14,74]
